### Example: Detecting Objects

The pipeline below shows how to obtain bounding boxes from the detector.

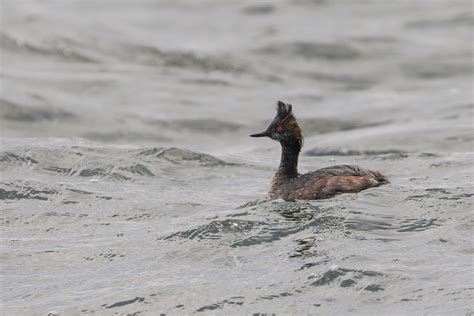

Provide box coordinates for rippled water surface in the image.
[1,0,473,315]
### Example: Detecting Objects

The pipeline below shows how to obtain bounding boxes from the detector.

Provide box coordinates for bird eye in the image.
[276,126,284,132]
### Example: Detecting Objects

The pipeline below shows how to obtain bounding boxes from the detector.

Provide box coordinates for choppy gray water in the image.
[1,0,473,315]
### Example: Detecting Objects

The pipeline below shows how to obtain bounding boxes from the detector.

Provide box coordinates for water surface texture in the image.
[1,0,473,315]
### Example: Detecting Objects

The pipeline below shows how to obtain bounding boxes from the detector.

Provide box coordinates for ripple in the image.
[195,296,244,313]
[180,78,230,86]
[142,118,242,134]
[1,146,236,185]
[364,284,384,292]
[344,218,393,231]
[160,200,342,248]
[78,167,130,181]
[401,61,472,80]
[0,98,76,123]
[160,219,265,241]
[397,218,439,233]
[0,183,58,201]
[115,43,247,73]
[405,13,473,28]
[43,166,76,176]
[0,31,97,63]
[311,268,345,286]
[299,71,374,90]
[344,215,441,235]
[0,152,37,165]
[305,148,406,157]
[241,4,276,15]
[300,118,388,135]
[119,163,154,177]
[138,147,235,166]
[256,41,361,60]
[103,297,145,309]
[310,267,384,287]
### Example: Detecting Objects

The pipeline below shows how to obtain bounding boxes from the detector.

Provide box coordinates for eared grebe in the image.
[250,101,389,200]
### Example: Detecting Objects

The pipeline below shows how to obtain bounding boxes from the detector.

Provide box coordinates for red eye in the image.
[276,126,284,132]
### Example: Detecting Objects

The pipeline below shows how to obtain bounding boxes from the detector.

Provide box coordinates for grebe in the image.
[250,101,389,200]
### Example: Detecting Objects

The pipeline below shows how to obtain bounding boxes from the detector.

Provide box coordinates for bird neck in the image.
[277,139,300,178]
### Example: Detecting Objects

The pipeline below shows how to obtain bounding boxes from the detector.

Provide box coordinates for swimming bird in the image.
[250,101,389,200]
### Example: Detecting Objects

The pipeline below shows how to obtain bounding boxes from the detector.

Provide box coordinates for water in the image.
[1,0,473,315]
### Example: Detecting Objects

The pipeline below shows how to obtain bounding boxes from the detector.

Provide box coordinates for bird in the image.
[250,101,389,200]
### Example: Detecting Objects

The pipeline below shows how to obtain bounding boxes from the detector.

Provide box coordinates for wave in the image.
[141,118,242,134]
[138,147,236,166]
[0,152,38,165]
[305,147,407,157]
[0,185,57,201]
[1,30,248,76]
[0,145,237,183]
[255,41,361,61]
[0,31,97,63]
[0,98,76,123]
[159,200,344,249]
[310,267,384,290]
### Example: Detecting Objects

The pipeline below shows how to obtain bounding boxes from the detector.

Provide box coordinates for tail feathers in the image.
[369,170,389,185]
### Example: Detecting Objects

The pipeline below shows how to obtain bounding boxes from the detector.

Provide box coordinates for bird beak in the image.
[250,131,271,138]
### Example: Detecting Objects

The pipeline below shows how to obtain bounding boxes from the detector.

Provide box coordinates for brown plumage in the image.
[251,101,389,201]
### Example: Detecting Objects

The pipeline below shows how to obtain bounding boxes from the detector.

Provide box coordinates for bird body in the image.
[251,101,388,201]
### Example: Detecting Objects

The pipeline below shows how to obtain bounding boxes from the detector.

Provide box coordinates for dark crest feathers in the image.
[276,101,292,119]
[275,100,303,148]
